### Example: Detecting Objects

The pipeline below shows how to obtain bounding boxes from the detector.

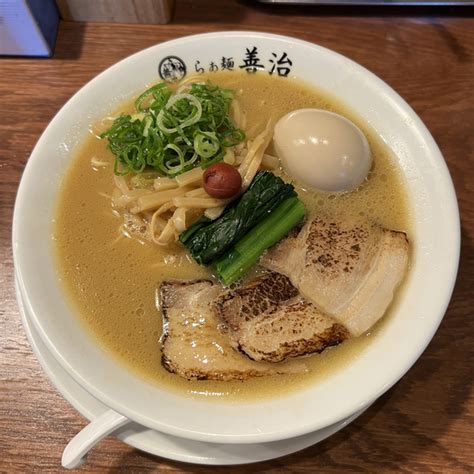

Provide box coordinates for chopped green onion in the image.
[194,131,220,159]
[142,116,153,137]
[156,93,202,134]
[163,143,185,174]
[135,83,171,111]
[100,82,245,177]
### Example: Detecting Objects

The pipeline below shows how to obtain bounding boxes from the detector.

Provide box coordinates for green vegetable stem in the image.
[215,196,306,286]
[180,171,297,264]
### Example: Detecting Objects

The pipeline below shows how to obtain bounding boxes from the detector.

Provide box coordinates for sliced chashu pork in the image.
[213,272,348,363]
[260,216,409,336]
[159,279,308,380]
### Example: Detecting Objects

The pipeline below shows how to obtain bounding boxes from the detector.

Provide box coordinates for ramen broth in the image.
[53,72,411,400]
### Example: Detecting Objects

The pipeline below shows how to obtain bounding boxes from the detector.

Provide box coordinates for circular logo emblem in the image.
[158,56,187,82]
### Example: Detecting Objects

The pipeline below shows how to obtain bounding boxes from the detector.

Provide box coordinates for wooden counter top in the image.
[1,1,473,471]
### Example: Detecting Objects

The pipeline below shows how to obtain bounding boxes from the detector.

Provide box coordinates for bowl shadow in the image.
[52,21,86,60]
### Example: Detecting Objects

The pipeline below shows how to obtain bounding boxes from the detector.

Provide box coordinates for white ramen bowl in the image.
[13,32,460,444]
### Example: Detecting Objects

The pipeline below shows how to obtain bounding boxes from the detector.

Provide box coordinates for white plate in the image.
[16,276,367,465]
[13,31,460,444]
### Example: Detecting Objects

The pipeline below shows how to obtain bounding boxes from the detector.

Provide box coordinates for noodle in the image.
[109,79,275,245]
[154,177,179,191]
[113,189,150,209]
[114,175,130,194]
[238,135,265,178]
[171,196,230,208]
[262,153,280,170]
[205,205,226,220]
[223,148,235,165]
[230,100,243,129]
[150,202,176,242]
[175,167,204,187]
[239,120,274,189]
[154,219,176,245]
[131,187,190,213]
[172,207,188,233]
[185,187,208,197]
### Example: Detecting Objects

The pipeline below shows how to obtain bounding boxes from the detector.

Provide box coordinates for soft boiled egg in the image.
[273,109,372,192]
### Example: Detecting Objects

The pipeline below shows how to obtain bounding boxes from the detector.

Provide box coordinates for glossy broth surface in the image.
[54,72,412,400]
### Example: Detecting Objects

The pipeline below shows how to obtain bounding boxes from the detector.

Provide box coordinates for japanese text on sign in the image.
[191,47,293,77]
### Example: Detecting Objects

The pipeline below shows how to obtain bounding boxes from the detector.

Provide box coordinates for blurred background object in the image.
[258,0,474,3]
[0,0,174,57]
[56,0,174,24]
[0,0,59,57]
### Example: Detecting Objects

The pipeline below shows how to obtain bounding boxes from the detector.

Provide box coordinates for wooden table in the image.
[1,1,473,471]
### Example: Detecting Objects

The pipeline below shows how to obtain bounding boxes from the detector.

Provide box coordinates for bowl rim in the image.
[16,273,373,463]
[13,30,461,444]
